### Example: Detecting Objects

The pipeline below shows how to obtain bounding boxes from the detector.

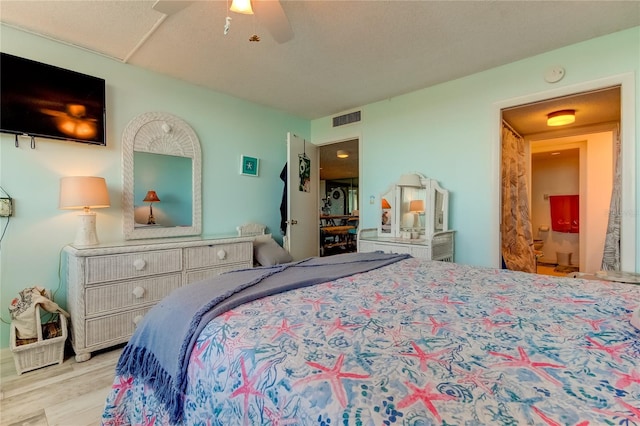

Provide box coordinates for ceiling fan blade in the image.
[152,0,194,16]
[253,0,293,44]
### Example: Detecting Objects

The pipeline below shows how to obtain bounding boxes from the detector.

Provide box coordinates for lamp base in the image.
[74,212,99,246]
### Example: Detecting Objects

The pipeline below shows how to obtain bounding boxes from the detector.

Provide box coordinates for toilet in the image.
[533,239,544,250]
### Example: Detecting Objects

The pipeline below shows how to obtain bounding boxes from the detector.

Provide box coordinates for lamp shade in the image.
[381,198,391,209]
[547,109,575,126]
[336,150,349,158]
[409,200,425,212]
[230,0,253,14]
[143,190,161,203]
[59,176,110,210]
[398,173,422,187]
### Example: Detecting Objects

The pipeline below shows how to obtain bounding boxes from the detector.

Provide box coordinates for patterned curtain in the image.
[601,128,621,271]
[501,124,536,273]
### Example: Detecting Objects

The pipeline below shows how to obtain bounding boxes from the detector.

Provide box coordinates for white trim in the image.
[492,73,636,271]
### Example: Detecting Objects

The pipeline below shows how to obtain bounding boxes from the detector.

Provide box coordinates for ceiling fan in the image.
[152,0,293,43]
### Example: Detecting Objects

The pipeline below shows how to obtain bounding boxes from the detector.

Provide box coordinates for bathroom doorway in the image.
[501,85,620,275]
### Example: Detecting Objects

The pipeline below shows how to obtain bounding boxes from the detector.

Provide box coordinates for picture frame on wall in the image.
[240,155,260,177]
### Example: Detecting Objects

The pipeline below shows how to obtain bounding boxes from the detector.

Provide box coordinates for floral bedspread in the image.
[102,257,640,425]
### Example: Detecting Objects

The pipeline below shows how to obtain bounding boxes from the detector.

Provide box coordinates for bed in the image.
[102,252,640,425]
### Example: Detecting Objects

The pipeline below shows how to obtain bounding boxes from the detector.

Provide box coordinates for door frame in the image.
[491,73,636,271]
[315,133,363,238]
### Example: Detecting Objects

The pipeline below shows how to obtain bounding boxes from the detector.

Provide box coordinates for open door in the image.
[285,133,319,260]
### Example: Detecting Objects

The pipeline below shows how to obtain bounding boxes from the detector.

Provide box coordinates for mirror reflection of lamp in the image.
[59,176,110,246]
[143,190,160,224]
[381,198,391,225]
[409,199,424,230]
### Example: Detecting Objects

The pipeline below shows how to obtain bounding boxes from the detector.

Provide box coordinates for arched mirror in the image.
[123,112,201,240]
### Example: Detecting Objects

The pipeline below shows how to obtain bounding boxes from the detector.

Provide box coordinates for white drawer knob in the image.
[132,286,145,299]
[133,259,146,271]
[217,249,227,260]
[133,315,144,326]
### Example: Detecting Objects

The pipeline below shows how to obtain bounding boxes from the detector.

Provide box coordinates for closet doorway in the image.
[319,138,360,256]
[501,86,621,275]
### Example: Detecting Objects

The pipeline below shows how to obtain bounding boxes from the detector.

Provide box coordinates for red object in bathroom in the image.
[549,195,579,233]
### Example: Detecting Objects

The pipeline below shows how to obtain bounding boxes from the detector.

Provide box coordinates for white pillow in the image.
[254,237,292,266]
[254,233,273,243]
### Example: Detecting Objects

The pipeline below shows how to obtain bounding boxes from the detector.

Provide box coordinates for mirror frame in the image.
[123,112,202,240]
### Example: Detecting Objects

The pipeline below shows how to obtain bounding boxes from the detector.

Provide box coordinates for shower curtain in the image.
[601,128,621,271]
[501,123,536,273]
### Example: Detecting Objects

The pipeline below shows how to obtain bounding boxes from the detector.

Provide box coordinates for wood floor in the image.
[0,345,122,426]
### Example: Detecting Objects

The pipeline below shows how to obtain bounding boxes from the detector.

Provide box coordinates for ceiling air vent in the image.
[332,111,361,127]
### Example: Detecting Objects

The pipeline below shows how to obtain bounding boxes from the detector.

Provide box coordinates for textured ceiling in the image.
[1,0,638,121]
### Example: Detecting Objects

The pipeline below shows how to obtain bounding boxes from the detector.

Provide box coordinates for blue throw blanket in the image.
[114,251,410,423]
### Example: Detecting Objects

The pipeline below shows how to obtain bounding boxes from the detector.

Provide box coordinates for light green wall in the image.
[312,26,639,270]
[0,25,309,348]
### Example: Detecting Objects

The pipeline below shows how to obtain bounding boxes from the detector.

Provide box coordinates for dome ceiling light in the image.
[547,109,575,127]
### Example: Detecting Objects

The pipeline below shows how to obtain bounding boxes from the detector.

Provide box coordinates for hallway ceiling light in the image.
[547,109,575,127]
[337,150,349,158]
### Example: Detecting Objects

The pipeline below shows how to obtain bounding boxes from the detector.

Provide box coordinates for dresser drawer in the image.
[184,262,252,285]
[85,249,182,284]
[85,273,182,316]
[185,242,252,269]
[85,307,151,347]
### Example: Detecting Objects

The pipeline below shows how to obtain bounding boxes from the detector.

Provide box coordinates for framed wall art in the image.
[240,155,260,177]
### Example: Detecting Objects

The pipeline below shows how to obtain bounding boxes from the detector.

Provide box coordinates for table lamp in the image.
[59,176,110,246]
[143,190,161,224]
[409,199,424,230]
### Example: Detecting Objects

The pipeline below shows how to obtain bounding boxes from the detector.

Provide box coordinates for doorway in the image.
[318,138,359,256]
[501,86,620,275]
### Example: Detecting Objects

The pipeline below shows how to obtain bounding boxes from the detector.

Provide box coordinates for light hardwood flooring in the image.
[0,345,122,426]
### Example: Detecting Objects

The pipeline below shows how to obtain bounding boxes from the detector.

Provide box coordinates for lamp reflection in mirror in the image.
[398,173,422,187]
[409,199,425,230]
[381,198,391,226]
[59,176,110,246]
[143,190,160,225]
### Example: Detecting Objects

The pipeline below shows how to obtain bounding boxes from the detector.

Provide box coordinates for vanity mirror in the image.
[123,112,201,240]
[361,173,454,261]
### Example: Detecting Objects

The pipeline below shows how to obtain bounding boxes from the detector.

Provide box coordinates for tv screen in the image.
[0,53,106,145]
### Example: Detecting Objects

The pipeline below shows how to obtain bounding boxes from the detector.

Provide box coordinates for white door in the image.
[286,132,319,260]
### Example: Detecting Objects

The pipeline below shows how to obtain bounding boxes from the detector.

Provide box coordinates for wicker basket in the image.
[10,305,67,375]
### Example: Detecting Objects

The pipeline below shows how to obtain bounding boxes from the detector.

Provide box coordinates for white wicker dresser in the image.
[64,235,253,362]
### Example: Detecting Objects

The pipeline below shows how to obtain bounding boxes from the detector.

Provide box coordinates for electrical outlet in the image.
[0,198,13,217]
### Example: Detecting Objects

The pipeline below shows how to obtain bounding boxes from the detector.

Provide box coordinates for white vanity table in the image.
[64,235,253,362]
[358,173,455,261]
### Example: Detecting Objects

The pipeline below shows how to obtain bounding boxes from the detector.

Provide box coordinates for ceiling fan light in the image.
[337,150,349,159]
[547,109,575,127]
[230,0,254,14]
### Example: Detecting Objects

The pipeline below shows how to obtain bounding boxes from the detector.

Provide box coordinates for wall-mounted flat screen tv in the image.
[1,53,106,146]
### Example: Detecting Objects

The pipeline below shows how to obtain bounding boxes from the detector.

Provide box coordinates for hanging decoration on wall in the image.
[298,152,310,192]
[240,155,260,177]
